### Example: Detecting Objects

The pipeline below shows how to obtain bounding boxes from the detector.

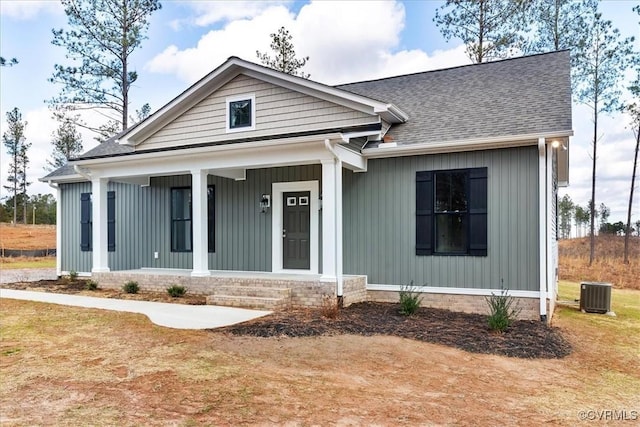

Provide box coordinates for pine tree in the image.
[2,108,30,224]
[573,6,636,264]
[433,0,528,63]
[47,120,84,171]
[256,26,310,78]
[49,0,161,141]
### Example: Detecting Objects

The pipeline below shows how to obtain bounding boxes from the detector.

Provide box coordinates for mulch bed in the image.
[219,302,572,359]
[3,279,571,359]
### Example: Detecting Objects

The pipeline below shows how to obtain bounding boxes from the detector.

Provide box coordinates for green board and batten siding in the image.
[343,146,539,292]
[60,165,322,273]
[59,147,539,292]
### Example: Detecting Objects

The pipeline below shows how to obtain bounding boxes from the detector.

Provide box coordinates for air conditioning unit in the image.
[580,282,612,314]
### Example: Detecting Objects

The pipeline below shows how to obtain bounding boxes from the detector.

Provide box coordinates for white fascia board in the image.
[38,174,87,184]
[77,140,336,180]
[367,284,540,299]
[362,130,574,158]
[333,144,367,172]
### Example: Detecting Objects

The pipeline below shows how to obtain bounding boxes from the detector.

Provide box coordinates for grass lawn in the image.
[1,282,638,425]
[0,257,56,269]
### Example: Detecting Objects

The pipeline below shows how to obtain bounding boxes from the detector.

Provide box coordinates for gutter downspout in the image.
[47,181,62,277]
[538,138,548,322]
[324,139,344,298]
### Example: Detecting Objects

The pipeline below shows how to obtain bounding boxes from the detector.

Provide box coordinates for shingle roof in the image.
[41,163,76,180]
[336,50,572,146]
[77,138,134,159]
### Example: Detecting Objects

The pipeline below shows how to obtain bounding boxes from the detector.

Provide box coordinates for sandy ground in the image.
[1,295,638,426]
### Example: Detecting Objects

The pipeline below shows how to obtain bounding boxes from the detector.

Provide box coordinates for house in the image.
[42,51,572,321]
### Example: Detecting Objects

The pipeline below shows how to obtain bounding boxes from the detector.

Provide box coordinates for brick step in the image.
[206,294,290,311]
[211,285,291,299]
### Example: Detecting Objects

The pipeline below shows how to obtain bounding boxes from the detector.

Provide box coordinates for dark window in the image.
[208,186,215,253]
[171,187,192,252]
[80,191,115,252]
[80,193,92,251]
[171,186,216,253]
[229,99,252,129]
[107,191,116,252]
[416,168,487,256]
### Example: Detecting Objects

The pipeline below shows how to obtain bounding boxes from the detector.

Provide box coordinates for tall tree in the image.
[623,5,640,264]
[524,0,596,91]
[598,202,610,230]
[49,0,161,141]
[574,204,589,237]
[256,26,310,78]
[433,0,528,63]
[0,57,18,67]
[573,7,635,264]
[47,120,84,171]
[2,108,30,225]
[558,194,575,239]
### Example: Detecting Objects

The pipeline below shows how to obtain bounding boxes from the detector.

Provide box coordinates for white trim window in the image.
[226,93,256,133]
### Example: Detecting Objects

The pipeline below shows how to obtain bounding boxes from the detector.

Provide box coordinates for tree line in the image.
[2,0,638,268]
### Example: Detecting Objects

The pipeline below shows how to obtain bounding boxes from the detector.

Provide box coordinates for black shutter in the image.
[80,193,92,251]
[468,167,488,256]
[107,191,116,252]
[416,171,434,255]
[207,186,215,253]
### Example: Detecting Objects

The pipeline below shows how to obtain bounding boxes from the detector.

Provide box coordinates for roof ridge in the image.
[335,50,570,88]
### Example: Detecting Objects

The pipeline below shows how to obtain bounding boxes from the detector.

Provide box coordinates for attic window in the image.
[226,93,255,132]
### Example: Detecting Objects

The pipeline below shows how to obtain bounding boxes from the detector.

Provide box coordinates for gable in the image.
[137,74,379,150]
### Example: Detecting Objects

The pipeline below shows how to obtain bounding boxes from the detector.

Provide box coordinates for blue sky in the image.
[0,0,638,226]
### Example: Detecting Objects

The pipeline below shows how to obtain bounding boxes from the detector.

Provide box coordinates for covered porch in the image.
[74,130,374,308]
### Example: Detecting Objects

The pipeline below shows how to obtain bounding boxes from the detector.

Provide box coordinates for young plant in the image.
[68,270,78,281]
[85,280,98,291]
[167,285,186,298]
[399,281,423,316]
[123,281,139,294]
[320,295,339,319]
[485,288,521,332]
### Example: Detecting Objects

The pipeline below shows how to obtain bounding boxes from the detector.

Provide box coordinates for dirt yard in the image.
[0,223,56,250]
[1,283,638,425]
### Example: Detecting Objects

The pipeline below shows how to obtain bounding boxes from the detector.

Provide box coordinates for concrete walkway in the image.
[0,288,272,330]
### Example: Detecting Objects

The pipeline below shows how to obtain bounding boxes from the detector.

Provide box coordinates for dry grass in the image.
[0,256,56,269]
[1,284,639,425]
[559,236,640,290]
[0,223,56,250]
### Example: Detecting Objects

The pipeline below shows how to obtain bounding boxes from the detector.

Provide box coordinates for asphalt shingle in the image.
[336,51,572,146]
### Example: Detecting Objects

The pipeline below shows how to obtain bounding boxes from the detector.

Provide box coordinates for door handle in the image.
[282,229,286,238]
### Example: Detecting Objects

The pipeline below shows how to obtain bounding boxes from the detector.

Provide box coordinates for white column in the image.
[55,184,62,276]
[191,169,209,277]
[335,158,344,296]
[91,178,109,273]
[321,159,337,283]
[537,138,547,320]
[546,144,555,302]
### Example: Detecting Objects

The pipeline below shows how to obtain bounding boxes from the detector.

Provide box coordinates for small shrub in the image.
[320,295,339,319]
[485,288,521,332]
[399,281,423,316]
[167,285,186,298]
[85,280,98,291]
[69,270,78,281]
[123,281,139,294]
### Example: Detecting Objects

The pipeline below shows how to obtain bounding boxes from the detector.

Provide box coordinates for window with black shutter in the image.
[107,191,115,252]
[416,167,487,256]
[80,193,92,251]
[170,186,216,253]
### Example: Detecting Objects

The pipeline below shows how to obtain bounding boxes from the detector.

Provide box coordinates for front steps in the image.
[206,285,291,310]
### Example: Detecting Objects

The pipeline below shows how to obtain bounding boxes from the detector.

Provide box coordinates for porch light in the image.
[551,140,567,150]
[260,194,270,213]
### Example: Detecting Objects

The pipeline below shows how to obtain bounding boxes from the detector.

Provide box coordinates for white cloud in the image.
[0,1,63,20]
[147,1,470,86]
[559,104,638,224]
[169,0,290,30]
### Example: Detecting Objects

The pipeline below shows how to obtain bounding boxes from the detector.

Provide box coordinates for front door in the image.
[283,191,311,269]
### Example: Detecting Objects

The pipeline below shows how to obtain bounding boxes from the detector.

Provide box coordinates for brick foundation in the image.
[91,271,368,309]
[367,290,541,321]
